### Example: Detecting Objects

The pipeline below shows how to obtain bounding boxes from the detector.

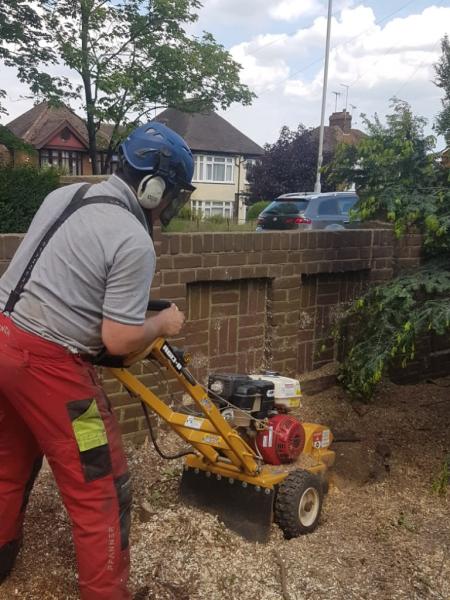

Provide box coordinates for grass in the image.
[163,218,258,233]
[431,455,449,496]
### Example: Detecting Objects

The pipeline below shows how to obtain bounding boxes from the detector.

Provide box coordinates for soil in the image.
[1,378,449,600]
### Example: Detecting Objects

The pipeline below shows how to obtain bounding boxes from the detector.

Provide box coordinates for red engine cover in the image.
[255,415,305,465]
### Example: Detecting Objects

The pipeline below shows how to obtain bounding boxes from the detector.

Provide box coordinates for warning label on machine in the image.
[184,415,204,430]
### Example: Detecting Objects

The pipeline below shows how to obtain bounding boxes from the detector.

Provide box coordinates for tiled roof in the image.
[7,102,111,150]
[311,125,366,154]
[153,108,264,156]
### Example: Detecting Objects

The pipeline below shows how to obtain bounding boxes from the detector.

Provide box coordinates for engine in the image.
[207,372,304,466]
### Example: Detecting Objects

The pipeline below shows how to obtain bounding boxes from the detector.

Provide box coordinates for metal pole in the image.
[314,0,333,193]
[340,83,349,111]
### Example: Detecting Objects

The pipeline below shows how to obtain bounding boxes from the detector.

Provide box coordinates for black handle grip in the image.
[147,300,172,311]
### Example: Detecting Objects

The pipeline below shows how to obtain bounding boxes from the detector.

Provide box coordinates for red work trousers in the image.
[0,313,131,599]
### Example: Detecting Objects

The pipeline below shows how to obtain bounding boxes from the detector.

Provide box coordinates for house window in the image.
[40,149,83,175]
[96,153,119,174]
[191,200,233,218]
[193,155,234,183]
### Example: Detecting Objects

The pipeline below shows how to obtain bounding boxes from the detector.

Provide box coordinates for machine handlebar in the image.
[147,300,172,312]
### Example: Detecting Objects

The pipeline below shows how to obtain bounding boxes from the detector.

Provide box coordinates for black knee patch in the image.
[0,539,21,583]
[114,473,132,550]
[20,456,43,512]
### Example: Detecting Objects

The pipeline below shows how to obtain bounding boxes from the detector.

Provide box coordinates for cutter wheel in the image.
[274,469,324,538]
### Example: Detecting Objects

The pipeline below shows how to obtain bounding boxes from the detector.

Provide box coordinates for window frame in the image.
[191,199,233,219]
[193,154,235,184]
[96,152,119,175]
[39,149,83,176]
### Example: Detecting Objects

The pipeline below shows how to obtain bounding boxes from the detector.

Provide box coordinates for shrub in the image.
[177,205,204,221]
[246,200,270,221]
[205,214,228,225]
[0,165,60,233]
[177,205,194,220]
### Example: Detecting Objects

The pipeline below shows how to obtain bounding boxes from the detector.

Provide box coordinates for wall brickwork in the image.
[0,228,429,442]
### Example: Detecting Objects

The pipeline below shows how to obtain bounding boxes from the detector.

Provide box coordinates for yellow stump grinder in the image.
[106,301,335,543]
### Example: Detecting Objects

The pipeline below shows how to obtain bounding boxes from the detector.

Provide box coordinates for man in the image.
[0,122,195,599]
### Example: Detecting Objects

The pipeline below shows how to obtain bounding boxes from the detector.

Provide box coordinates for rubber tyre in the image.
[274,469,324,538]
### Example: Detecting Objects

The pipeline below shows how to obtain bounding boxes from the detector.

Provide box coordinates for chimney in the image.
[329,109,351,133]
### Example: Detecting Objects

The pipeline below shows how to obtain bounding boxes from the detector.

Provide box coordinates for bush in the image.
[177,205,194,220]
[246,200,270,221]
[205,214,228,225]
[0,165,60,233]
[177,205,205,221]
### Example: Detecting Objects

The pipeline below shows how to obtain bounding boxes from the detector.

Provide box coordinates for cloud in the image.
[221,4,449,147]
[230,50,290,92]
[195,0,353,27]
[231,5,449,101]
[269,0,322,21]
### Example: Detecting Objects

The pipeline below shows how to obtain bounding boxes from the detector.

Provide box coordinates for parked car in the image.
[255,191,359,231]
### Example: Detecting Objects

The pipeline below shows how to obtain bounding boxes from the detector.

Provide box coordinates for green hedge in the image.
[0,165,60,233]
[246,200,270,221]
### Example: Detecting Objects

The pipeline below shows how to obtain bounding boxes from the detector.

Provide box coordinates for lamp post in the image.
[314,0,333,193]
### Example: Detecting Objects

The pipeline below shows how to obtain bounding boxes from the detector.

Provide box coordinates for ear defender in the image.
[137,175,166,209]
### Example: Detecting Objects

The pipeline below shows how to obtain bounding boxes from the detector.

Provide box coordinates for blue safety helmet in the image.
[118,121,195,226]
[119,121,194,187]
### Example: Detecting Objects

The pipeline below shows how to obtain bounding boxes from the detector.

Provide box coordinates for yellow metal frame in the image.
[109,337,334,490]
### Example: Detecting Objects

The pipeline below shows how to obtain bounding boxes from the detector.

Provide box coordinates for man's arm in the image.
[100,234,184,356]
[101,304,185,355]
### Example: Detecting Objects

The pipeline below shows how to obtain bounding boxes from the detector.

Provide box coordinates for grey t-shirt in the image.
[0,175,156,354]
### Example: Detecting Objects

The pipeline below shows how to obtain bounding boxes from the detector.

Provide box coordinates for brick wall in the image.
[0,228,430,442]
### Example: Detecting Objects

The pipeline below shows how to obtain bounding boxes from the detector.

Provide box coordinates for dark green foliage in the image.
[0,1,54,115]
[246,201,270,221]
[246,125,333,204]
[0,126,36,154]
[0,165,60,233]
[434,35,450,145]
[334,259,450,399]
[327,99,438,208]
[330,95,450,400]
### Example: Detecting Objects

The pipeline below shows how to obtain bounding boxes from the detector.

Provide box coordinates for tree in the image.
[4,0,255,173]
[246,125,333,203]
[329,98,450,400]
[328,98,437,223]
[434,35,450,145]
[0,1,54,115]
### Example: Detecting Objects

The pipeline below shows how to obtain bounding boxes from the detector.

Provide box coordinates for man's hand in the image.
[154,304,185,337]
[101,303,185,356]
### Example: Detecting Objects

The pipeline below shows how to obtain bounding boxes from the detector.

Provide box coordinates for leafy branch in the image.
[329,91,450,400]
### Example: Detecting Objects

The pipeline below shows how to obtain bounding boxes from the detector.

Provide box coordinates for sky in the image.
[1,0,449,149]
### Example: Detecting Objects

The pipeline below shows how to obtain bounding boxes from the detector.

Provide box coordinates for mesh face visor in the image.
[159,183,196,227]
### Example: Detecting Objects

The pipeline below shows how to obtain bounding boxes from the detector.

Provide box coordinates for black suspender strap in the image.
[4,183,131,314]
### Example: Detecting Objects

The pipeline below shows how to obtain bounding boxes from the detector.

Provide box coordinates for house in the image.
[5,102,118,175]
[312,109,366,153]
[153,109,264,222]
[4,103,264,221]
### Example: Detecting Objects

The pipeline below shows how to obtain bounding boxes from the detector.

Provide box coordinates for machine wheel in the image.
[274,469,323,538]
